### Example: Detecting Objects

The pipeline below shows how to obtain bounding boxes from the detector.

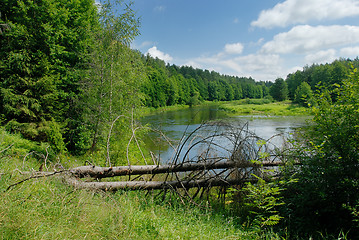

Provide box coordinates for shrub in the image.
[283,67,359,238]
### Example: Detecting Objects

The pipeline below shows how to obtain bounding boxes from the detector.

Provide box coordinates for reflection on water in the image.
[141,105,310,163]
[234,115,310,147]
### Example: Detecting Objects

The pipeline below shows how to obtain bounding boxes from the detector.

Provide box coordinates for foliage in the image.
[0,0,146,158]
[0,0,99,153]
[285,58,356,101]
[240,176,285,228]
[294,81,313,107]
[283,67,359,238]
[0,127,50,158]
[141,57,271,108]
[78,0,144,156]
[269,78,288,101]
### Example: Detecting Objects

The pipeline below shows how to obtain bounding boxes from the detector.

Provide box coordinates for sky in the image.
[131,0,359,81]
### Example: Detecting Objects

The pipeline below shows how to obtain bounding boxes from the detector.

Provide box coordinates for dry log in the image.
[66,177,253,191]
[70,160,284,179]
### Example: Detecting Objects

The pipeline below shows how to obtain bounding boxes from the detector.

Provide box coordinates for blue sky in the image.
[131,0,359,81]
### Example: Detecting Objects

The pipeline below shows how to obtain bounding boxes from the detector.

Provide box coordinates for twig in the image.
[6,170,65,192]
[0,143,14,154]
[22,151,34,169]
[44,145,50,171]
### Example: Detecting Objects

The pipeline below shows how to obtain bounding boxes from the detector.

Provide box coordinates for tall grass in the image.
[0,128,283,239]
[0,172,282,239]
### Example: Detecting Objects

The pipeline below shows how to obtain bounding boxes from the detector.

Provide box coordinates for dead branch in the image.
[6,170,65,191]
[0,143,14,154]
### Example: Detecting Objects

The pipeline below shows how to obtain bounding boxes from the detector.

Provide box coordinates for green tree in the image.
[286,70,303,100]
[269,78,288,101]
[233,83,243,100]
[208,81,219,101]
[0,0,99,152]
[284,67,359,237]
[294,81,313,106]
[81,0,144,157]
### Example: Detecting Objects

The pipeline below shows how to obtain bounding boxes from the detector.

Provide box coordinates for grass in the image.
[0,124,349,240]
[0,165,282,239]
[218,100,310,116]
[138,99,310,118]
[0,128,283,239]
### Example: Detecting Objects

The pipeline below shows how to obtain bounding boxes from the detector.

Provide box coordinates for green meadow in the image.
[218,99,310,116]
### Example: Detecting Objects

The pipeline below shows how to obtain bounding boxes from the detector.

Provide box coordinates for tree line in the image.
[141,55,271,108]
[142,54,359,109]
[269,58,359,104]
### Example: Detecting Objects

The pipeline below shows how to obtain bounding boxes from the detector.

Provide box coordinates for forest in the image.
[142,56,271,107]
[1,0,359,239]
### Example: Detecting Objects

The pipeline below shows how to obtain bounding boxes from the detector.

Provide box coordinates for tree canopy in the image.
[0,0,144,158]
[269,78,288,101]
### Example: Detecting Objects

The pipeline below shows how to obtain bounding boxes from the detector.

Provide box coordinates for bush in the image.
[283,67,359,238]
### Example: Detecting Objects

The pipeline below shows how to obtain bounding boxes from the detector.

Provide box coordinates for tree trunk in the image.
[70,160,284,179]
[66,177,254,191]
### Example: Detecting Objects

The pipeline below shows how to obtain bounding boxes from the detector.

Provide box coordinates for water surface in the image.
[141,105,309,163]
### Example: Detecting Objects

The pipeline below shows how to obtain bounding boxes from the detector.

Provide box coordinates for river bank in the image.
[138,99,311,118]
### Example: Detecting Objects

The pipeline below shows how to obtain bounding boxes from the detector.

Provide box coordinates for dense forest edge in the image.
[1,0,359,239]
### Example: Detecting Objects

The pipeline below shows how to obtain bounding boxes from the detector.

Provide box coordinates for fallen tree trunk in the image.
[66,177,256,191]
[70,160,284,179]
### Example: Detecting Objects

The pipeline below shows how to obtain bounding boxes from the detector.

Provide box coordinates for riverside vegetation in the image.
[1,0,359,239]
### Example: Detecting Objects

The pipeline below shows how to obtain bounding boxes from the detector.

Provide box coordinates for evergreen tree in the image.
[270,78,288,101]
[0,0,99,152]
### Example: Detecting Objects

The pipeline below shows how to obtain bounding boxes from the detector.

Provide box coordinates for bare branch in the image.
[6,171,65,191]
[0,143,14,154]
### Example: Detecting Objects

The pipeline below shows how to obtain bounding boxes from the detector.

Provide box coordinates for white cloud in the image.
[154,5,166,12]
[340,46,359,57]
[251,0,359,29]
[184,53,287,81]
[224,43,244,55]
[132,41,153,50]
[261,25,359,54]
[146,46,173,62]
[305,49,337,64]
[233,54,285,80]
[183,60,203,69]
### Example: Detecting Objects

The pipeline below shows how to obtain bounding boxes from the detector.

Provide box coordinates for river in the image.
[140,105,310,164]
